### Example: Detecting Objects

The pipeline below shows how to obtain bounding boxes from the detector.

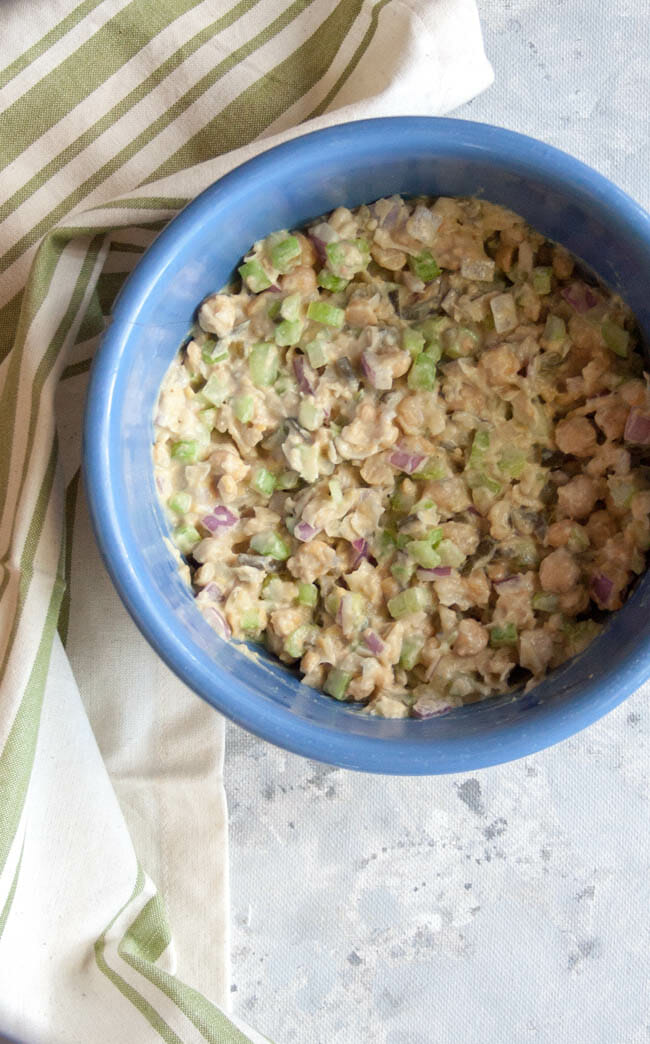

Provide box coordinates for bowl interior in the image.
[85,117,650,773]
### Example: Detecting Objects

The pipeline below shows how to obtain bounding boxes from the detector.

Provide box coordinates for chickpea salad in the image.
[153,194,650,719]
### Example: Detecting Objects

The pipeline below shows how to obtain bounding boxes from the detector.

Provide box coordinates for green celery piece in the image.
[241,609,263,634]
[467,470,502,496]
[324,667,351,701]
[408,250,441,283]
[280,293,301,321]
[532,267,553,295]
[251,467,276,497]
[270,235,301,273]
[387,587,431,619]
[305,337,328,368]
[407,353,437,390]
[443,326,480,359]
[532,592,559,613]
[307,300,345,328]
[391,557,416,585]
[267,298,282,320]
[490,622,518,647]
[171,439,199,463]
[437,539,465,568]
[284,624,316,659]
[567,525,590,553]
[318,270,348,292]
[498,446,526,478]
[297,582,318,607]
[415,317,449,342]
[249,342,279,386]
[238,258,271,293]
[174,524,200,554]
[468,430,490,467]
[275,319,303,346]
[403,328,425,357]
[233,395,254,423]
[298,400,321,431]
[168,491,191,514]
[250,530,290,560]
[201,342,228,365]
[399,636,423,670]
[201,373,227,406]
[412,459,447,481]
[602,320,629,358]
[277,471,299,490]
[543,314,566,342]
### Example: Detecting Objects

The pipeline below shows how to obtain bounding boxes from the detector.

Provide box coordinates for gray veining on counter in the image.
[226,3,650,1040]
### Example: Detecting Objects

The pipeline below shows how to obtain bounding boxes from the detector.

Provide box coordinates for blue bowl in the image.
[84,117,650,774]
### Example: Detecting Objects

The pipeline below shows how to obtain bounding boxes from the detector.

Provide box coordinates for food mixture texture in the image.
[153,195,650,718]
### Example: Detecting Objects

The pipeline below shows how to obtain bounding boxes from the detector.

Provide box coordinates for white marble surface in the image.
[226,3,650,1040]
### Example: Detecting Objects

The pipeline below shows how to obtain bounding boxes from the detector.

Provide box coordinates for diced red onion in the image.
[493,575,521,589]
[364,630,384,655]
[199,582,223,601]
[591,573,613,606]
[624,408,650,444]
[307,234,327,264]
[293,355,316,395]
[417,566,452,580]
[380,203,400,229]
[560,282,599,313]
[205,606,231,639]
[389,449,426,475]
[360,351,377,385]
[350,537,368,569]
[466,505,482,517]
[294,521,319,542]
[268,284,281,293]
[203,505,238,530]
[412,701,453,719]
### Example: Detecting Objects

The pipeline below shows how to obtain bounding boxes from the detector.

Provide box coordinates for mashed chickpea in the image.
[154,195,649,719]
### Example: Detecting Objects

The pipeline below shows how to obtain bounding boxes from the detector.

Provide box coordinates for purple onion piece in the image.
[350,537,369,570]
[389,449,426,475]
[360,351,377,385]
[624,408,650,444]
[203,505,238,531]
[294,521,319,542]
[560,282,599,314]
[293,355,316,396]
[364,630,384,655]
[380,203,400,229]
[308,234,327,264]
[591,573,614,606]
[493,574,521,588]
[199,582,223,601]
[466,505,482,517]
[417,566,452,580]
[412,701,453,719]
[205,606,231,639]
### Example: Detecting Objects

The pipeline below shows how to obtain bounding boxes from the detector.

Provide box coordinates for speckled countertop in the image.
[226,3,650,1040]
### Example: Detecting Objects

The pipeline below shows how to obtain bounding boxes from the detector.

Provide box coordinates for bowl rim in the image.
[84,115,650,774]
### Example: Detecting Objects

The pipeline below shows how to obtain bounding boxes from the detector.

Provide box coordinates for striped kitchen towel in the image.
[0,2,492,1042]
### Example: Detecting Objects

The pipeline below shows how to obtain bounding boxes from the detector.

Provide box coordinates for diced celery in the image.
[168,491,191,514]
[267,298,282,320]
[608,475,636,508]
[388,587,431,619]
[407,353,437,390]
[412,459,448,481]
[408,250,441,283]
[284,624,317,659]
[174,524,200,553]
[251,467,276,497]
[199,407,216,431]
[489,622,518,647]
[324,589,343,617]
[307,300,345,328]
[325,239,369,278]
[497,446,526,478]
[201,342,229,365]
[468,430,490,467]
[249,530,290,560]
[277,470,299,490]
[602,320,629,358]
[543,314,566,342]
[510,538,539,568]
[201,373,227,406]
[391,485,415,514]
[261,576,284,602]
[532,592,558,613]
[305,337,328,369]
[443,326,480,359]
[298,400,323,431]
[249,342,279,386]
[275,319,303,346]
[238,258,271,293]
[467,471,502,496]
[171,439,199,463]
[567,526,589,553]
[241,609,263,634]
[324,667,351,701]
[424,340,443,363]
[406,540,441,569]
[415,317,450,342]
[270,235,301,273]
[532,267,553,295]
[426,527,444,547]
[280,293,301,321]
[297,582,318,607]
[340,592,367,634]
[391,556,416,586]
[318,270,348,292]
[399,636,423,670]
[403,328,425,357]
[437,539,465,568]
[233,394,254,423]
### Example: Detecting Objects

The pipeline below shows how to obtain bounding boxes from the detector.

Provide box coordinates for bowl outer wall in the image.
[84,116,650,774]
